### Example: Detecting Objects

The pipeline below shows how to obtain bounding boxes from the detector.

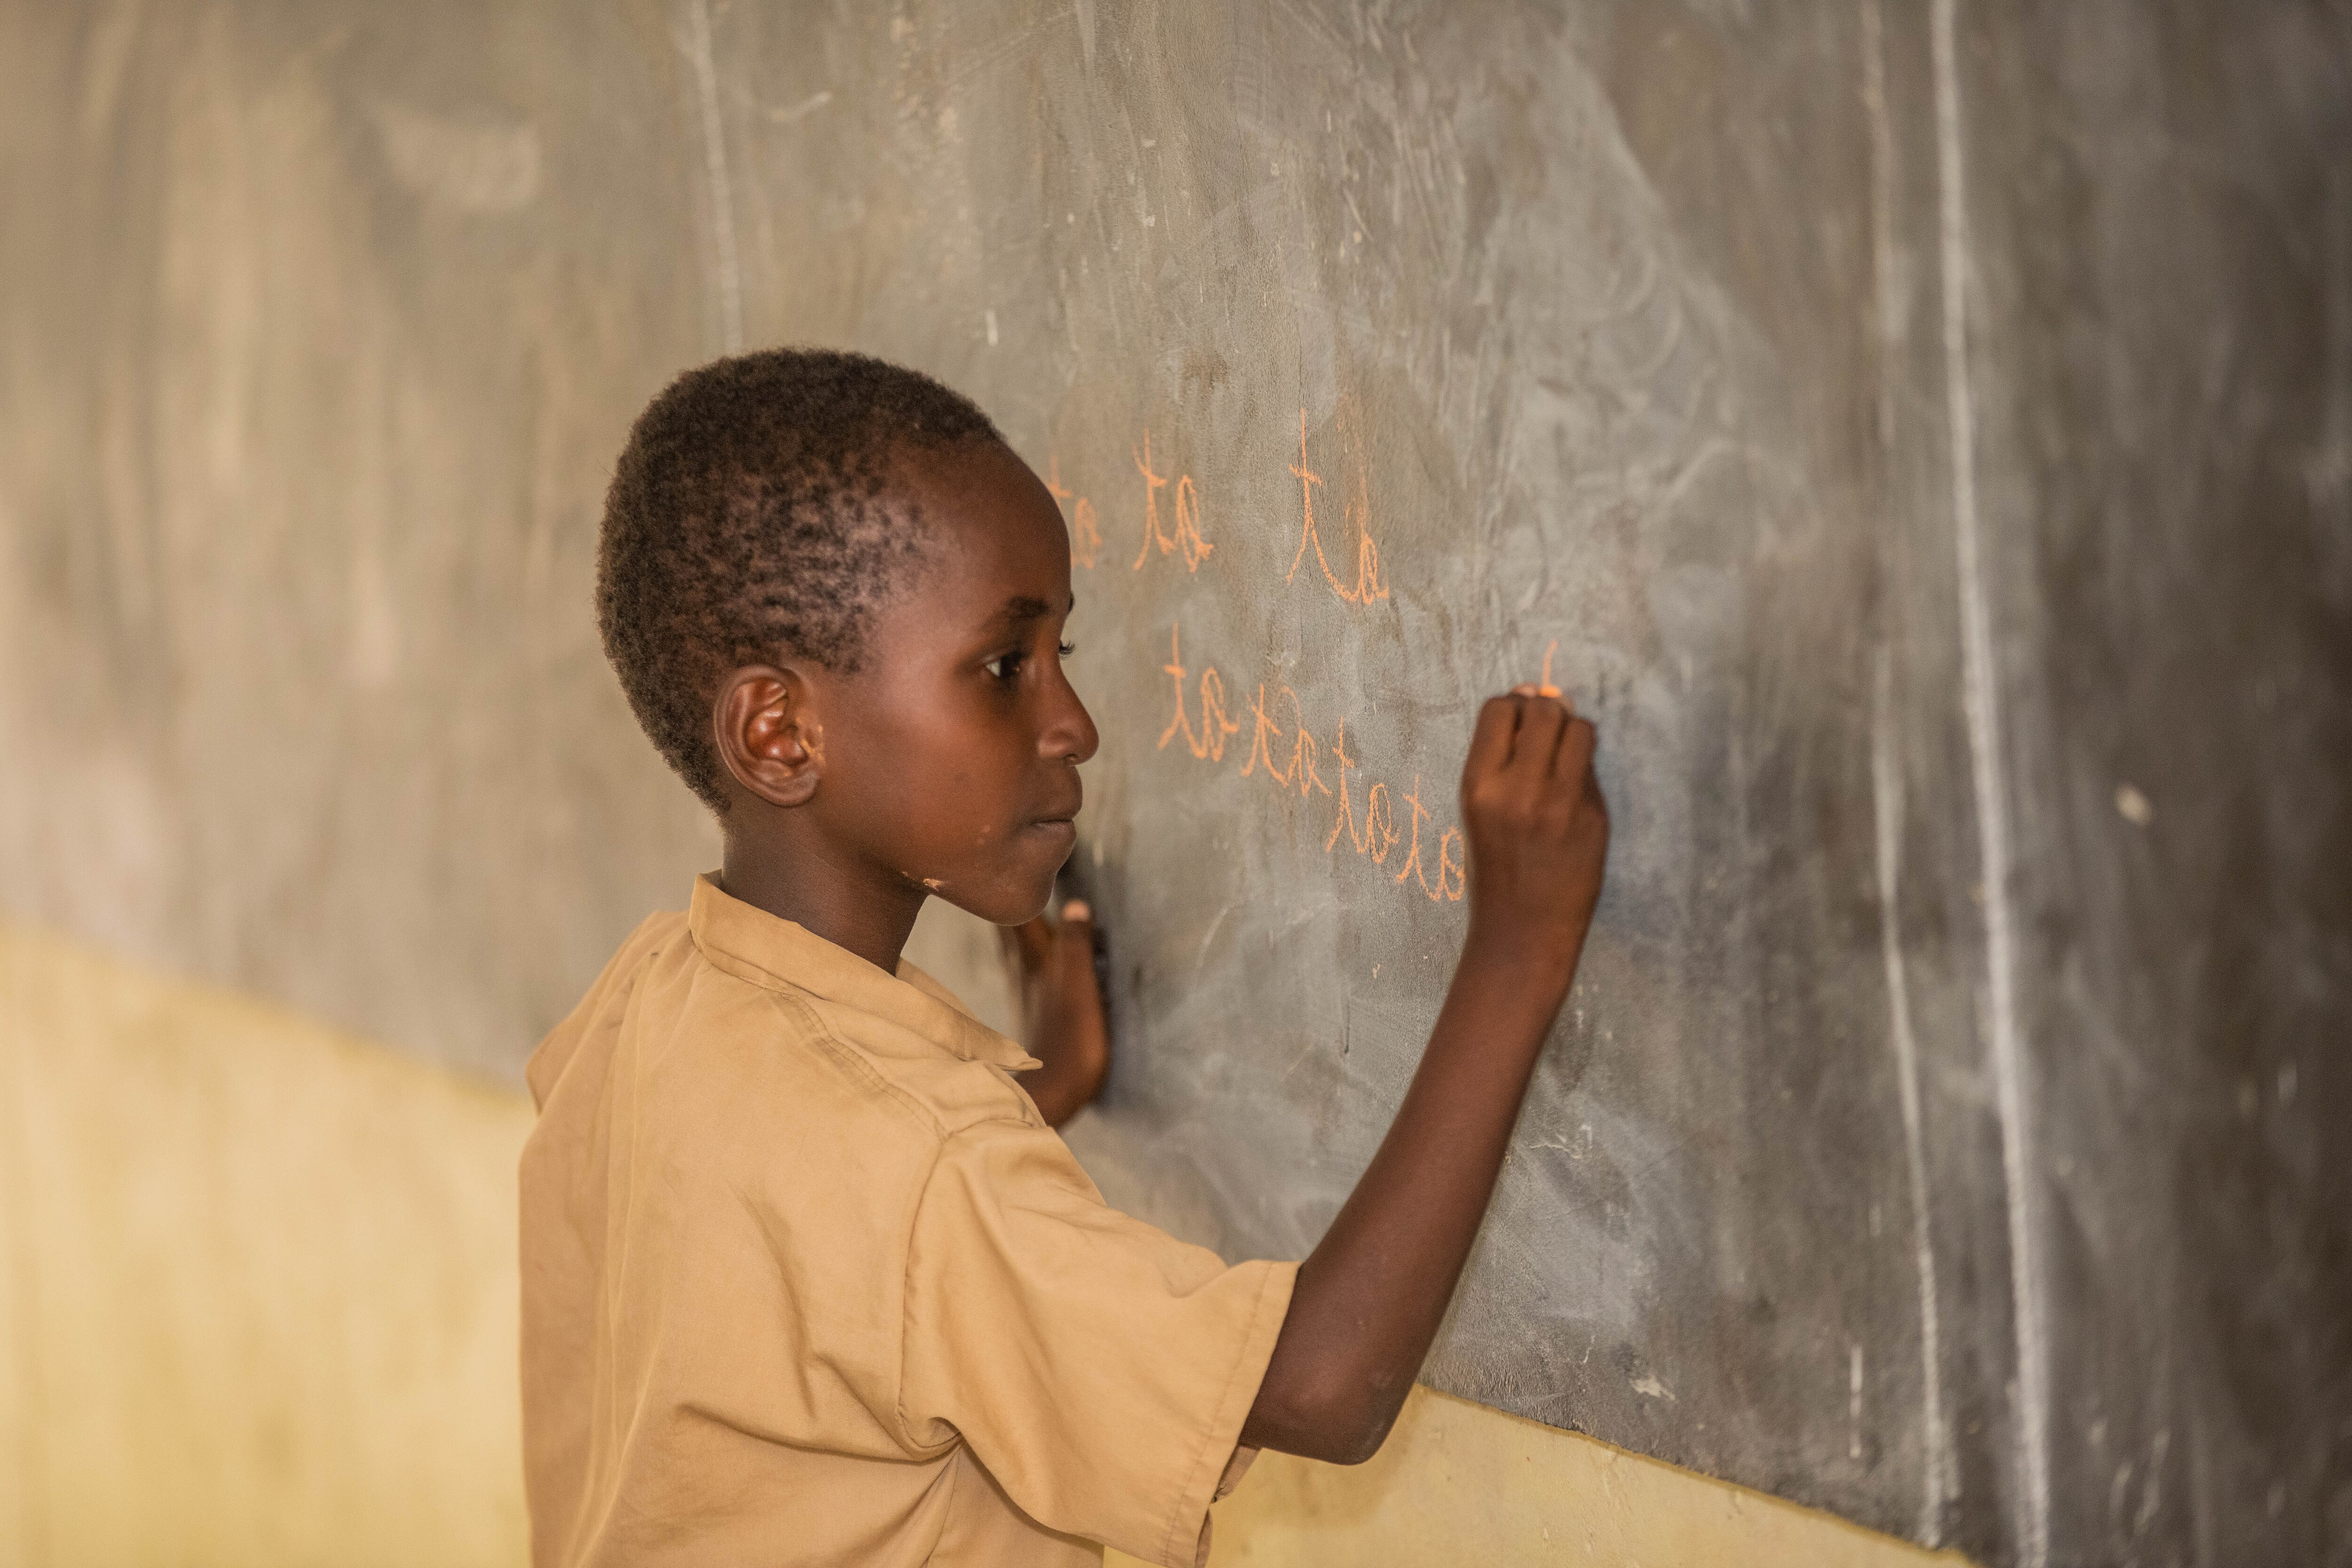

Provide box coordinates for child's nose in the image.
[1042,674,1099,765]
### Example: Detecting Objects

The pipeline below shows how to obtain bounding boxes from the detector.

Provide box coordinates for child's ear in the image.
[712,664,825,809]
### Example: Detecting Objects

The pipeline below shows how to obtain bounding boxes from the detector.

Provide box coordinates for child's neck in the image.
[717,818,925,976]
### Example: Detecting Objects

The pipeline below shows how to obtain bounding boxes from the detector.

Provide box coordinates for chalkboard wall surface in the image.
[3,4,2346,1565]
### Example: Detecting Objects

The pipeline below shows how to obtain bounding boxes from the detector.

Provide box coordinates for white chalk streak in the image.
[681,0,744,354]
[1872,650,1955,1541]
[1932,4,2050,1563]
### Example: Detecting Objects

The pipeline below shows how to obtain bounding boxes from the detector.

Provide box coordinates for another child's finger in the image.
[1054,901,1099,992]
[1057,899,1095,960]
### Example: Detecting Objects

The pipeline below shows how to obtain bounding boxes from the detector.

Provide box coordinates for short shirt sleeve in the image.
[898,1120,1296,1568]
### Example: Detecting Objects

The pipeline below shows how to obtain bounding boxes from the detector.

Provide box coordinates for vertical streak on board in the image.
[1861,2,1955,1545]
[2326,164,2352,522]
[1931,4,2050,1564]
[681,0,744,354]
[1872,650,1954,1543]
[1859,0,1904,448]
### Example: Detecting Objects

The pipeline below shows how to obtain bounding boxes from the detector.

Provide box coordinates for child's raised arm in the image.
[1238,687,1609,1464]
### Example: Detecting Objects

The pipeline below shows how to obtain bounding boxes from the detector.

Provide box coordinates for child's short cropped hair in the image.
[596,348,1000,809]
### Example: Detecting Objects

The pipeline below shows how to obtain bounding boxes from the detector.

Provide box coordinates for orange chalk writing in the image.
[1046,455,1102,568]
[1362,782,1399,865]
[1196,669,1237,760]
[1236,684,1331,800]
[1323,719,1361,854]
[1171,475,1212,568]
[1156,623,1239,762]
[1538,639,1560,699]
[1132,436,1168,569]
[1390,776,1462,901]
[1392,775,1433,891]
[1152,627,1462,903]
[1240,683,1288,784]
[1287,407,1388,605]
[1319,726,1398,865]
[1132,432,1215,573]
[1283,689,1330,800]
[1435,828,1468,902]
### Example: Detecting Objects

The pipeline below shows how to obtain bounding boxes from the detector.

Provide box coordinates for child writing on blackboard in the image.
[518,350,1609,1568]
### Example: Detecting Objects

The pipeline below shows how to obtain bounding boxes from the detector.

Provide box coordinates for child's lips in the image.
[1028,785,1082,839]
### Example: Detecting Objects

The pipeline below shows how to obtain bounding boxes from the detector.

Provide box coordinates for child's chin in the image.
[937,869,1060,928]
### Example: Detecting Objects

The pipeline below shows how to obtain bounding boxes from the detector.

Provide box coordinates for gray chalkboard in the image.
[4,4,2346,1565]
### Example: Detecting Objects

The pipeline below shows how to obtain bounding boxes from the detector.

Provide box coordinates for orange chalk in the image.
[1287,407,1389,605]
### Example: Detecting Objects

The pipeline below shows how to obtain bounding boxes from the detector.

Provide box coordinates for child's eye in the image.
[984,651,1025,682]
[1058,641,1076,658]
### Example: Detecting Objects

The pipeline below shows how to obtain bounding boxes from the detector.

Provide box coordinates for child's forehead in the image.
[894,433,1030,496]
[896,442,1063,554]
[873,444,1071,631]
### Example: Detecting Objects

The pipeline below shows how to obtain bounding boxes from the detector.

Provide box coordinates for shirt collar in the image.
[687,874,1037,1071]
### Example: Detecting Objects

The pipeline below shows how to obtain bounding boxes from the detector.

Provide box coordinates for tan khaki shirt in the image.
[521,876,1295,1568]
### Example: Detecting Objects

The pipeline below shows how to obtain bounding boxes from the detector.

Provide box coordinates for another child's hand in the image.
[1001,899,1110,1127]
[1458,687,1609,982]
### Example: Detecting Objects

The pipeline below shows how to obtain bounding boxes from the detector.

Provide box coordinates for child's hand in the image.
[1458,688,1609,981]
[1001,899,1110,1127]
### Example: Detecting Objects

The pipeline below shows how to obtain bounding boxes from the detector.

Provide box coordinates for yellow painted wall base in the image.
[3,923,1968,1568]
[0,924,534,1568]
[1127,1384,1970,1568]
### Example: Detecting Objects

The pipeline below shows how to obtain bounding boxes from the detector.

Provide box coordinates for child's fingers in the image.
[1510,692,1568,778]
[1466,694,1524,779]
[1517,680,1577,775]
[1553,714,1597,783]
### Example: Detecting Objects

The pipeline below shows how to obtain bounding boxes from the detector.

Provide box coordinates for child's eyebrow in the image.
[986,593,1072,631]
